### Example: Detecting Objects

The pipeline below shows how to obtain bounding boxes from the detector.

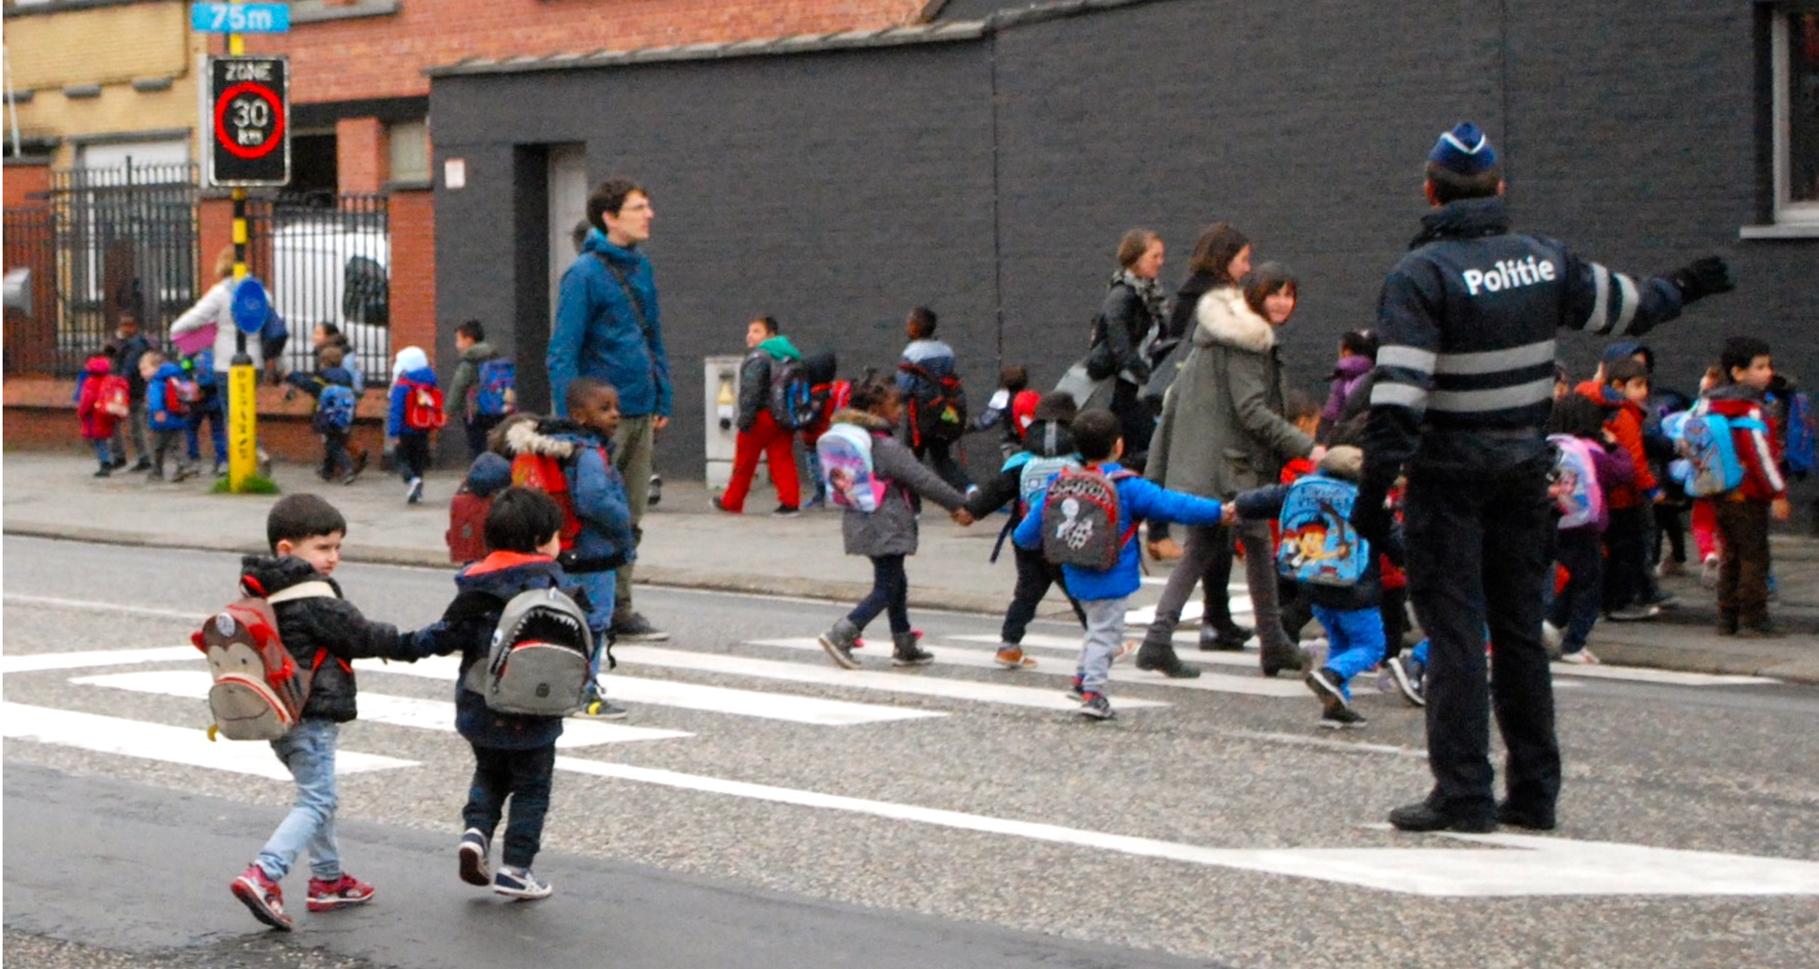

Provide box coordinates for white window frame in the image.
[1772,9,1819,226]
[386,118,430,184]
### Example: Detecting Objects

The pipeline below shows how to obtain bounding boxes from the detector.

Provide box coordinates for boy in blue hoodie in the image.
[141,350,198,482]
[503,378,636,717]
[420,487,581,900]
[1013,410,1228,720]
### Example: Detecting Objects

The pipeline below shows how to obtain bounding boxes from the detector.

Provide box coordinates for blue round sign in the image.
[231,277,271,335]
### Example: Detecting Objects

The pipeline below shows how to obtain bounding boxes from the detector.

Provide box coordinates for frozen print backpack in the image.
[816,423,888,513]
[191,579,337,741]
[462,586,596,717]
[1040,466,1136,570]
[1275,473,1371,588]
[1548,434,1605,530]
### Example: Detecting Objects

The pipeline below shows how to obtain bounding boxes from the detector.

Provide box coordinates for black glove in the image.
[1669,256,1734,304]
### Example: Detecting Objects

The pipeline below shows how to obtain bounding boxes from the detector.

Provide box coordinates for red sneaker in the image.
[306,873,375,912]
[230,864,293,931]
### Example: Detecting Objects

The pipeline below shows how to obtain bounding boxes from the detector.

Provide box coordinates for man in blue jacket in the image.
[548,179,671,642]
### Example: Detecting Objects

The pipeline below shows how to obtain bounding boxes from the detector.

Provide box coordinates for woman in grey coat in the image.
[1143,262,1321,678]
[818,375,972,669]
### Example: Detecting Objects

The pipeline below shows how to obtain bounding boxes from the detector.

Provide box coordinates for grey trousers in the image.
[612,414,656,611]
[1143,522,1238,645]
[1235,518,1295,654]
[1077,598,1128,695]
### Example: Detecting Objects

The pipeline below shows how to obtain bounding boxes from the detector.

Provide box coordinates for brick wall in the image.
[245,0,928,103]
[3,161,52,207]
[388,189,438,367]
[336,117,389,196]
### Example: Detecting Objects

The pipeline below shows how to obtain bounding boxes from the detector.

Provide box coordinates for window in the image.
[1773,7,1819,225]
[387,119,429,184]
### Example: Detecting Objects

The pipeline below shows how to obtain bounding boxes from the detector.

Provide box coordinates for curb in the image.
[7,522,1814,685]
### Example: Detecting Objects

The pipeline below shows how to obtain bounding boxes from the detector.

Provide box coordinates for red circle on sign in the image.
[213,81,285,161]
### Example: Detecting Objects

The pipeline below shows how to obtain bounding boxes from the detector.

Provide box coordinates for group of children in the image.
[74,314,229,481]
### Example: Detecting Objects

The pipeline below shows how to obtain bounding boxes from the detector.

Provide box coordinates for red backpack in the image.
[447,491,492,564]
[401,378,447,431]
[511,451,583,549]
[191,579,337,741]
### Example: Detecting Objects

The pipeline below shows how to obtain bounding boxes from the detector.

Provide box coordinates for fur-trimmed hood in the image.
[831,408,892,433]
[505,417,603,459]
[1193,286,1276,354]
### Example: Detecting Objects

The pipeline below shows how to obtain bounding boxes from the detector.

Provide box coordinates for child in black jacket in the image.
[230,495,439,932]
[422,487,585,901]
[962,392,1088,669]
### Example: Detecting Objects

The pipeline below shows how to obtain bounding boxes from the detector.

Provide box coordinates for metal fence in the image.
[246,194,391,386]
[0,165,391,385]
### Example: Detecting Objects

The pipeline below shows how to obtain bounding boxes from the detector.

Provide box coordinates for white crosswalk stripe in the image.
[0,701,417,778]
[748,638,1308,698]
[73,671,692,748]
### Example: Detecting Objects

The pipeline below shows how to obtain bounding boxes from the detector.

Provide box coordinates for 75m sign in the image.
[205,56,289,188]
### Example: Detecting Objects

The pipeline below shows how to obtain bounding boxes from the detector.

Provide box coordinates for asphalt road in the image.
[4,536,1817,969]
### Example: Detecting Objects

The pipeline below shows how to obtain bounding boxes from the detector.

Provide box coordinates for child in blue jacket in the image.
[1013,410,1228,720]
[388,345,438,504]
[142,351,198,482]
[503,378,635,718]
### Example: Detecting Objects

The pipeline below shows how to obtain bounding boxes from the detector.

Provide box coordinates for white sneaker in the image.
[406,476,424,504]
[1700,554,1720,589]
[1541,621,1564,655]
[1558,648,1600,665]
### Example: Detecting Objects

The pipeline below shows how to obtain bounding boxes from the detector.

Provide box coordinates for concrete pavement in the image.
[4,449,1814,681]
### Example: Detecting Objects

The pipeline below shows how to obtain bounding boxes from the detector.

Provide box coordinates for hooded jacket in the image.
[76,355,121,441]
[445,340,498,422]
[963,417,1077,522]
[146,361,193,432]
[462,451,514,498]
[1146,286,1313,499]
[428,552,573,750]
[388,346,438,437]
[1575,379,1658,508]
[239,555,427,723]
[1232,447,1405,612]
[549,230,671,419]
[1696,384,1787,502]
[506,418,636,570]
[1013,461,1226,600]
[830,408,967,557]
[736,334,802,430]
[1321,354,1374,430]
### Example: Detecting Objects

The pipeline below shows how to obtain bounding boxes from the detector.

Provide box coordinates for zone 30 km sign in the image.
[206,56,289,187]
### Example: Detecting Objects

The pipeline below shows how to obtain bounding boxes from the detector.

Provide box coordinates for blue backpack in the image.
[1663,410,1766,497]
[1784,391,1814,477]
[314,384,357,433]
[1275,473,1371,588]
[474,358,516,418]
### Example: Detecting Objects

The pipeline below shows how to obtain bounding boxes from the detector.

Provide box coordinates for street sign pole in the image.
[226,13,258,492]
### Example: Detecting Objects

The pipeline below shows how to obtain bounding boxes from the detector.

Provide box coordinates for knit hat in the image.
[1428,122,1498,175]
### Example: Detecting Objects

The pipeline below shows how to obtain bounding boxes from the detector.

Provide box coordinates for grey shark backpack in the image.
[462,586,595,717]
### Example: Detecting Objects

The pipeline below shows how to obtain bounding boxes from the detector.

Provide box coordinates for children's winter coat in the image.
[506,418,636,570]
[1698,384,1787,502]
[1013,461,1225,600]
[388,364,439,437]
[1577,381,1658,508]
[1232,448,1404,612]
[76,355,121,441]
[146,361,192,432]
[428,551,573,750]
[831,408,967,557]
[963,417,1076,523]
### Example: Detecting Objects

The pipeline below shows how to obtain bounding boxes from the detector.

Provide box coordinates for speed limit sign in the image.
[206,56,289,187]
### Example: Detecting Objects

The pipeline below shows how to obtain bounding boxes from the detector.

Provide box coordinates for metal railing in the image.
[246,193,390,386]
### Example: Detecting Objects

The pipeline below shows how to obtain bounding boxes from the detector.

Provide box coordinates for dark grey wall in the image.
[433,0,1818,487]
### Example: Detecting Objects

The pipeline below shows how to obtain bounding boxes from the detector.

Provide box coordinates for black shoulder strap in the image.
[593,252,657,346]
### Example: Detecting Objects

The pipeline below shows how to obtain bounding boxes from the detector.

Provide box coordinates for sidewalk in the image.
[4,450,1814,682]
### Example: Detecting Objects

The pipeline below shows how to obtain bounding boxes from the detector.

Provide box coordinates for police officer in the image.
[1353,122,1734,833]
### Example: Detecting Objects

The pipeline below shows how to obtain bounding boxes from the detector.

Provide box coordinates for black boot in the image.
[1135,639,1201,679]
[1258,640,1309,678]
[890,631,934,667]
[1199,622,1252,651]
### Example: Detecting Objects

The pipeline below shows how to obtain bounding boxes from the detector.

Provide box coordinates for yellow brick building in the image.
[5,0,206,168]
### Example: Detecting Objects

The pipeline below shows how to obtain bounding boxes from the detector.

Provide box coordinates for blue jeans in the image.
[256,719,342,881]
[91,439,112,469]
[1546,528,1604,654]
[849,554,910,634]
[187,392,227,465]
[465,743,556,869]
[570,568,616,685]
[1310,603,1387,700]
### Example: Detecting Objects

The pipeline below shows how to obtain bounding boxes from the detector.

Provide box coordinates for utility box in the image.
[704,355,741,489]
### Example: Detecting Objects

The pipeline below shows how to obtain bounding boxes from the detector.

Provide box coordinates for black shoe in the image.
[1199,624,1251,651]
[612,611,669,642]
[1388,801,1495,833]
[1317,706,1368,730]
[109,457,127,470]
[458,828,492,886]
[1076,692,1115,720]
[890,631,934,667]
[772,504,801,519]
[1495,801,1557,831]
[1305,667,1349,714]
[93,467,112,478]
[1259,642,1308,678]
[1135,642,1202,679]
[129,457,152,472]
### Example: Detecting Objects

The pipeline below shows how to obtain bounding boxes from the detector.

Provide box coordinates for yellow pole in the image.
[225,11,258,491]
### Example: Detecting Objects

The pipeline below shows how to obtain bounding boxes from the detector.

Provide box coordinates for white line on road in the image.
[748,638,1307,698]
[73,671,691,748]
[354,655,944,726]
[0,701,415,778]
[612,645,1169,712]
[4,593,200,621]
[0,646,200,674]
[557,758,1819,897]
